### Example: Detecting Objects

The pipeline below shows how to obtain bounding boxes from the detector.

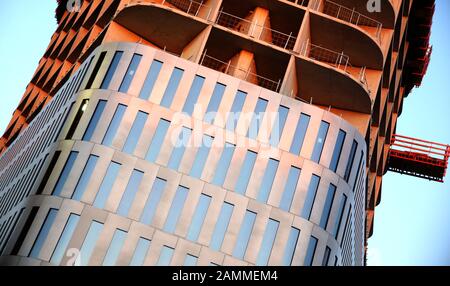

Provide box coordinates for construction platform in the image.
[388,134,450,183]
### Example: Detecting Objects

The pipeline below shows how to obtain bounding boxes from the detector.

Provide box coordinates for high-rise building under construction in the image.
[0,0,447,266]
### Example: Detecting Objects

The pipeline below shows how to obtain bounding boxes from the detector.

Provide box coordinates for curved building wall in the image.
[0,42,366,266]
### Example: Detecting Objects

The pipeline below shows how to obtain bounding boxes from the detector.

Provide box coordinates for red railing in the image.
[390,134,449,162]
[388,134,450,182]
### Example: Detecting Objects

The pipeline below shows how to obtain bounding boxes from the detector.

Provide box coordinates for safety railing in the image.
[390,134,450,163]
[215,10,297,51]
[321,0,382,43]
[389,134,450,182]
[164,0,212,20]
[289,0,382,43]
[299,39,368,89]
[284,0,310,8]
[126,0,212,21]
[200,52,282,92]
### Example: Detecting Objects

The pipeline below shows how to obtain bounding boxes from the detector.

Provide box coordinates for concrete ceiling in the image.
[296,57,372,114]
[310,13,384,70]
[114,4,208,54]
[328,0,396,28]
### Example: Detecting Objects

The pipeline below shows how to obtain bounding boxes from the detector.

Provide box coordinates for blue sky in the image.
[368,0,450,266]
[0,0,449,266]
[0,0,57,134]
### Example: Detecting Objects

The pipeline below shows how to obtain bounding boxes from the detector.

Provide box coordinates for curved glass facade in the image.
[0,0,426,267]
[0,43,366,265]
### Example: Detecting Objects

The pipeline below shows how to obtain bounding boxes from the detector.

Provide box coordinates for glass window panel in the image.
[226,90,247,131]
[129,237,151,266]
[210,202,234,251]
[290,113,311,155]
[257,158,279,203]
[29,209,58,258]
[344,141,358,182]
[85,51,106,90]
[187,194,211,241]
[102,104,127,146]
[233,210,257,259]
[211,143,235,186]
[83,100,107,141]
[189,135,214,178]
[352,151,364,192]
[330,130,347,172]
[301,175,321,220]
[52,152,78,196]
[66,99,89,140]
[160,67,184,108]
[157,246,174,266]
[123,111,148,154]
[11,207,39,256]
[182,75,205,115]
[204,83,226,124]
[279,166,301,212]
[184,254,198,266]
[269,105,289,146]
[102,229,127,266]
[167,127,192,170]
[140,178,167,225]
[145,119,171,162]
[340,206,351,247]
[93,162,122,209]
[119,54,142,93]
[234,150,258,195]
[247,98,268,140]
[117,170,144,216]
[333,194,348,238]
[139,60,163,100]
[36,152,61,195]
[311,121,330,163]
[163,186,189,233]
[100,51,123,89]
[256,219,279,266]
[320,184,337,229]
[72,155,99,200]
[50,213,80,265]
[304,236,318,266]
[79,221,104,266]
[322,246,331,266]
[282,227,300,266]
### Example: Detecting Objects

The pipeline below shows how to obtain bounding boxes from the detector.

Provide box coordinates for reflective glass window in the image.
[234,150,257,195]
[145,119,171,162]
[257,159,279,203]
[117,170,144,216]
[123,111,148,154]
[119,54,142,93]
[102,104,127,146]
[163,186,189,233]
[101,51,123,89]
[93,162,122,208]
[301,175,321,220]
[139,60,163,100]
[311,121,330,163]
[160,68,184,108]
